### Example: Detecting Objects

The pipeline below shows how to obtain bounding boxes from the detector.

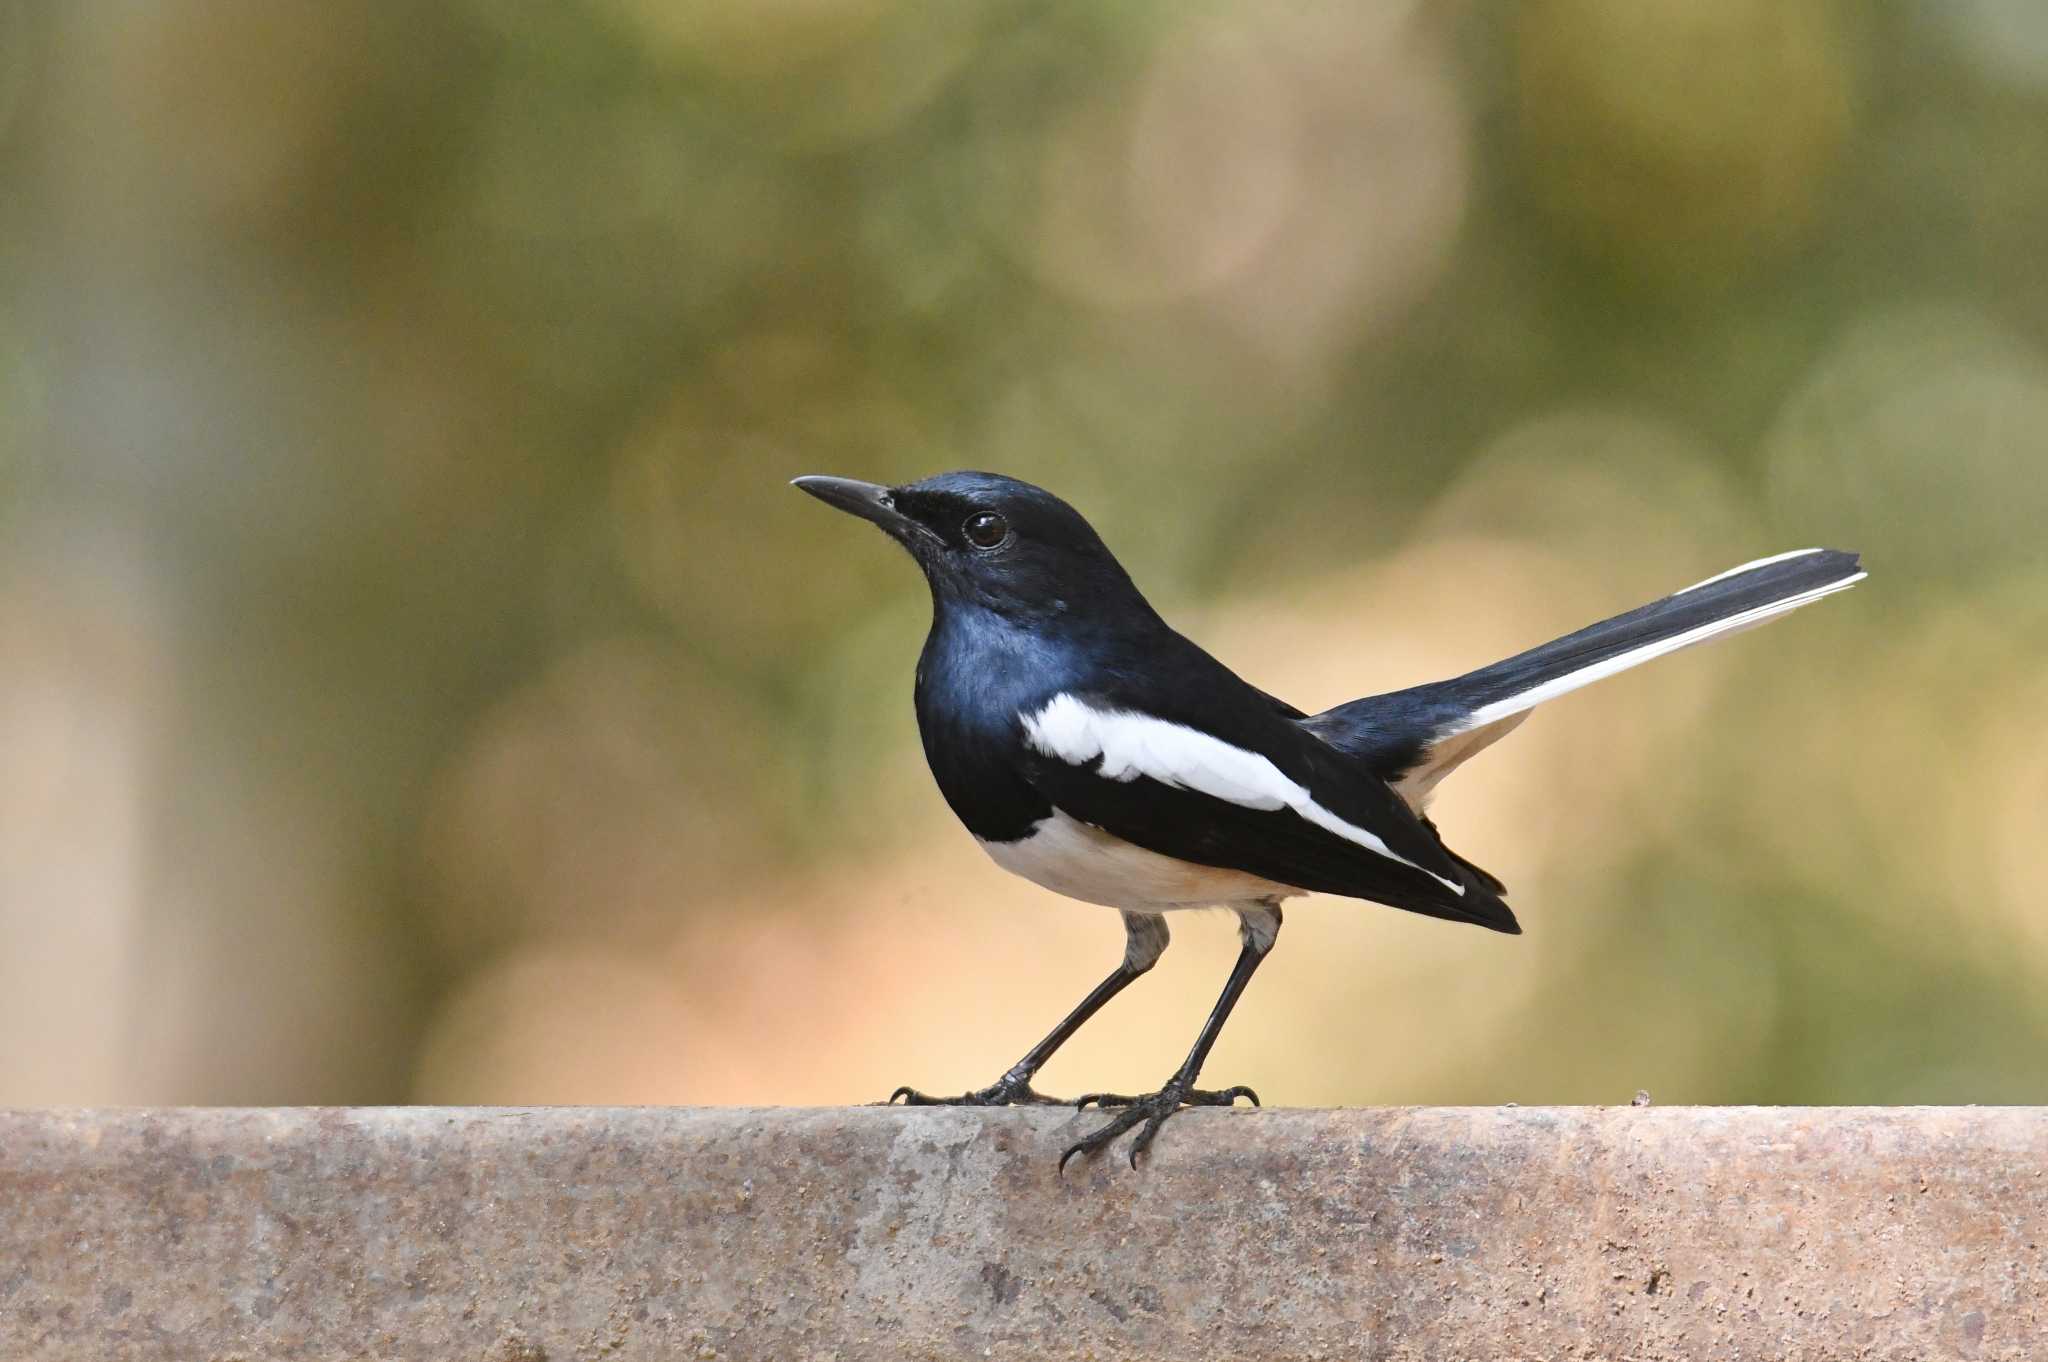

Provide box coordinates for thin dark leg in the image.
[1062,902,1280,1171]
[891,912,1169,1107]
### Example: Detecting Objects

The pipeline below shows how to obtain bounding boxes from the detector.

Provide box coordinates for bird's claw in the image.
[1059,1080,1258,1173]
[1074,1084,1258,1110]
[887,1078,1068,1107]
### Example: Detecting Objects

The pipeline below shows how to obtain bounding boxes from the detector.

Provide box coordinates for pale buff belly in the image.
[978,808,1300,911]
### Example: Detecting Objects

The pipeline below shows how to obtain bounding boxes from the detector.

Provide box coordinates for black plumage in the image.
[794,470,1864,1168]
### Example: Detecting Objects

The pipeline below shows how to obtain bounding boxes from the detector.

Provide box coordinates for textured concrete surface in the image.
[1,1106,2044,1360]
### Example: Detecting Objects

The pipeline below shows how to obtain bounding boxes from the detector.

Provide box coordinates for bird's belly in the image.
[978,808,1298,911]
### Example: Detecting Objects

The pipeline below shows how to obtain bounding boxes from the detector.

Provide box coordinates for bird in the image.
[792,470,1865,1170]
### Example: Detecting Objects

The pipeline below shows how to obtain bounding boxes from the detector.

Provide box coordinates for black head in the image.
[792,470,1147,623]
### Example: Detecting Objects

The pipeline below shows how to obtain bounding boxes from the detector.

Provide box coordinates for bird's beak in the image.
[790,475,926,541]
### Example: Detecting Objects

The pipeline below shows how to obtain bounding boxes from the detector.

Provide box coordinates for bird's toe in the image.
[1059,1105,1148,1176]
[1073,1091,1142,1110]
[1182,1084,1259,1107]
[1061,1078,1256,1171]
[888,1078,1070,1107]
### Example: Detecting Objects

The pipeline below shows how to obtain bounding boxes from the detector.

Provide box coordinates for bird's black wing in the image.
[1015,689,1519,933]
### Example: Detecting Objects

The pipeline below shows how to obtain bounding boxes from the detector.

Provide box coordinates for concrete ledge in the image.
[2,1106,2043,1360]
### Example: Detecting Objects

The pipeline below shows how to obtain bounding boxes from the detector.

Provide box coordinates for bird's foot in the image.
[1075,1084,1258,1110]
[887,1074,1068,1107]
[1061,1080,1259,1172]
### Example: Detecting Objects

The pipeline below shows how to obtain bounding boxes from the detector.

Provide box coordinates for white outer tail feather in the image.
[1671,547,1828,595]
[1454,567,1866,735]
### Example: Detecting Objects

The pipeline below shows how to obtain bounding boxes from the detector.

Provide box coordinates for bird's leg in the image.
[1062,902,1280,1171]
[890,912,1169,1107]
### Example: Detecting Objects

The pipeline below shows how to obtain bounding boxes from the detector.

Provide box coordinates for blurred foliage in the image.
[2,0,2046,1109]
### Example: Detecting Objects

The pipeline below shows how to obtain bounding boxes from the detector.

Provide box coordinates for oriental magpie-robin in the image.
[794,471,1864,1169]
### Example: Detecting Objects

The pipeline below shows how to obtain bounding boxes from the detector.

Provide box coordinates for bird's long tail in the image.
[1306,547,1866,805]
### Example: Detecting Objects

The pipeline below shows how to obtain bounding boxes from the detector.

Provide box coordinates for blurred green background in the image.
[2,0,2044,1109]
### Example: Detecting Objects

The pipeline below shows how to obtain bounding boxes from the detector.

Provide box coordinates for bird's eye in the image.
[963,511,1010,550]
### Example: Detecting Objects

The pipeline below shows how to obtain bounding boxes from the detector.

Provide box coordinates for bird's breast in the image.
[912,611,1075,843]
[979,809,1299,911]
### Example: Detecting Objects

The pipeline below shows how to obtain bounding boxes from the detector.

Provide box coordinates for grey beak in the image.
[791,475,918,536]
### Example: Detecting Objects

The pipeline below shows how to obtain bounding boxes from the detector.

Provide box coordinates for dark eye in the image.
[962,511,1009,549]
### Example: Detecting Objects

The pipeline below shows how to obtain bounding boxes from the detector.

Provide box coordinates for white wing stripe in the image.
[1021,693,1464,895]
[1455,571,1866,733]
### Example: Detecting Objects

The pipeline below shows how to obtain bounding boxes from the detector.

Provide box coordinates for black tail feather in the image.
[1419,548,1862,723]
[1307,548,1866,781]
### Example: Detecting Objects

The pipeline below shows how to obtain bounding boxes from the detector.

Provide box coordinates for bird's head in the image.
[792,470,1144,623]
